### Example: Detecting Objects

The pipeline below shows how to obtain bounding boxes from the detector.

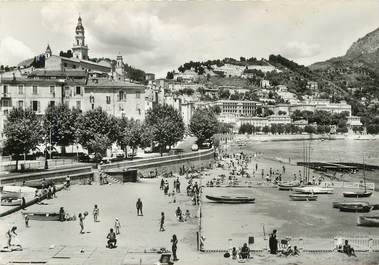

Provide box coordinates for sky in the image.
[0,0,379,78]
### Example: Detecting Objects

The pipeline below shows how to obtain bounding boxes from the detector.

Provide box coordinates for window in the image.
[32,101,40,112]
[64,101,69,107]
[32,86,38,95]
[118,91,125,101]
[106,96,111,104]
[65,87,71,97]
[3,85,8,94]
[136,92,141,99]
[73,65,76,69]
[64,63,67,67]
[2,99,11,107]
[3,109,8,116]
[91,103,94,110]
[76,86,81,95]
[18,85,24,95]
[90,95,95,103]
[49,101,55,107]
[76,101,81,110]
[50,86,55,96]
[18,100,23,108]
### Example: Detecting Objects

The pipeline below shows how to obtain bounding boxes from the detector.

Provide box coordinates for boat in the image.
[339,205,373,213]
[357,216,379,227]
[1,198,22,206]
[342,155,373,198]
[333,201,370,209]
[292,186,334,194]
[342,191,373,198]
[289,194,318,201]
[278,182,300,191]
[205,195,255,204]
[22,212,60,221]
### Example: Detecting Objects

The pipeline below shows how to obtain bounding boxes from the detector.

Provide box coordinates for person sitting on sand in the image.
[232,247,238,259]
[282,245,293,257]
[106,228,117,248]
[239,243,250,259]
[342,240,356,257]
[293,246,300,256]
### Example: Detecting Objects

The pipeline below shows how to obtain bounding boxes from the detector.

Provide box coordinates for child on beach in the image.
[93,205,99,222]
[114,218,121,235]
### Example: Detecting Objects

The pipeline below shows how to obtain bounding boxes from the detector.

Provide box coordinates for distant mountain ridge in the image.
[346,27,379,57]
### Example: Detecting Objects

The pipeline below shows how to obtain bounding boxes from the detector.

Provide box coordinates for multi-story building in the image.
[83,78,145,121]
[215,100,262,117]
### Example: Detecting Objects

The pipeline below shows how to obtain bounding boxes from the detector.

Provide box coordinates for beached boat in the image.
[333,201,370,209]
[292,186,334,194]
[342,191,373,198]
[289,194,318,201]
[339,205,373,213]
[1,198,22,206]
[278,182,300,191]
[357,216,379,227]
[22,212,60,221]
[205,195,255,204]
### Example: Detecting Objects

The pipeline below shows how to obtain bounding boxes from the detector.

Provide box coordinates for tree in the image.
[262,126,270,134]
[117,117,142,159]
[145,104,185,156]
[3,108,43,171]
[77,108,119,156]
[190,108,219,145]
[87,134,112,161]
[44,104,81,154]
[166,71,174,79]
[304,125,316,134]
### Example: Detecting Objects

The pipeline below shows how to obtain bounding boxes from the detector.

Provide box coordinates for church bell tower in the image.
[72,16,89,60]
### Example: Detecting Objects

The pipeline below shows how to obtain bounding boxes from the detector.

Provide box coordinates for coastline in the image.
[230,133,377,142]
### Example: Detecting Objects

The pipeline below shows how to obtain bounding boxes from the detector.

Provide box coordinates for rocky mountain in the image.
[346,27,379,58]
[310,27,379,73]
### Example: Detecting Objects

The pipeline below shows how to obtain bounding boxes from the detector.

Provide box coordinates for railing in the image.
[320,181,375,191]
[201,236,379,253]
[100,148,215,171]
[1,158,79,172]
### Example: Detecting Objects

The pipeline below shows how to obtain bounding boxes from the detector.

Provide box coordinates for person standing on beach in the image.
[93,205,99,222]
[136,198,143,216]
[261,169,264,179]
[24,215,29,228]
[269,229,278,254]
[79,212,87,234]
[160,212,165,231]
[171,234,178,261]
[6,226,17,247]
[114,218,121,235]
[255,163,258,171]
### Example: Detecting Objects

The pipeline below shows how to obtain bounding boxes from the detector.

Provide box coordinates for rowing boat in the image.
[342,191,372,198]
[205,195,255,204]
[292,186,334,194]
[278,182,300,191]
[333,201,370,209]
[339,205,373,213]
[22,212,60,221]
[1,198,22,206]
[357,216,379,227]
[289,194,318,201]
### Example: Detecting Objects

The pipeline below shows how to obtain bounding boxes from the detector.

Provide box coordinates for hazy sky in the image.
[0,0,378,77]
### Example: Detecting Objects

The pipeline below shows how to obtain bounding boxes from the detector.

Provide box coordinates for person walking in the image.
[171,234,178,261]
[79,212,87,234]
[160,212,165,232]
[93,205,99,222]
[136,198,143,216]
[114,218,121,235]
[24,215,29,228]
[6,226,17,247]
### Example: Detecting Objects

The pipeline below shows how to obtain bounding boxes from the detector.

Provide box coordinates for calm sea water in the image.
[235,139,379,165]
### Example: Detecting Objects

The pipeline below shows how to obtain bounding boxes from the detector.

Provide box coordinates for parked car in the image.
[191,144,199,151]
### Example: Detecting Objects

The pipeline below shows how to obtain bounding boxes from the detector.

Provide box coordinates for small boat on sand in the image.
[292,186,334,194]
[357,216,379,227]
[278,182,300,191]
[289,194,318,201]
[22,212,60,221]
[205,195,255,204]
[333,201,370,209]
[339,205,373,213]
[1,198,22,206]
[342,191,372,198]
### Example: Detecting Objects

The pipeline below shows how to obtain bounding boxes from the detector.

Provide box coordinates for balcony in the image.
[1,93,11,99]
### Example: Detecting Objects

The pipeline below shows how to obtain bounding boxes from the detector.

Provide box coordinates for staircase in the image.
[99,171,122,184]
